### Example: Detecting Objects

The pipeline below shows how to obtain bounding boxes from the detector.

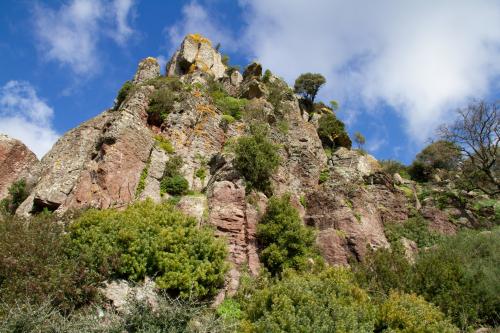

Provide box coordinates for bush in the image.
[240,268,376,333]
[380,160,411,179]
[0,213,98,312]
[384,215,442,248]
[161,174,189,196]
[107,296,232,333]
[377,292,458,333]
[155,134,175,154]
[1,179,29,215]
[352,243,413,298]
[115,80,133,109]
[257,195,319,275]
[294,73,326,104]
[212,90,248,120]
[412,227,500,329]
[67,200,228,299]
[317,113,351,149]
[233,126,280,193]
[147,88,178,125]
[135,162,149,198]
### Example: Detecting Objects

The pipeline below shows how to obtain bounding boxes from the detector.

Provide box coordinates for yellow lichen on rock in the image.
[188,33,212,45]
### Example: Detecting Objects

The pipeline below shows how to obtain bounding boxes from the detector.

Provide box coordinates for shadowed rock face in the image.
[0,134,38,200]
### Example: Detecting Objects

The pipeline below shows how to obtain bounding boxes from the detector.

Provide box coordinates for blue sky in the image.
[1,0,500,163]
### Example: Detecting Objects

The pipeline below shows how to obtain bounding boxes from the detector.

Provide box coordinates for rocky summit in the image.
[0,34,472,265]
[0,34,492,303]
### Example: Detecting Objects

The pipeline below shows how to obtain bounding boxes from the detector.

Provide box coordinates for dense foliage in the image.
[233,127,280,193]
[0,213,98,312]
[257,195,319,275]
[355,227,500,330]
[146,77,183,125]
[294,73,326,103]
[408,140,462,182]
[377,292,458,333]
[317,113,352,149]
[239,268,376,333]
[384,215,443,248]
[412,227,500,329]
[114,80,133,110]
[67,200,228,298]
[161,174,189,196]
[160,155,190,196]
[0,179,28,215]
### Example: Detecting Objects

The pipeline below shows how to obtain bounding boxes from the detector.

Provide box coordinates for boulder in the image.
[0,134,38,200]
[243,62,262,80]
[133,57,161,84]
[240,79,269,99]
[166,34,226,79]
[100,277,157,313]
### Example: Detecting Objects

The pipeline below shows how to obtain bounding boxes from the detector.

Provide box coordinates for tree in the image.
[317,113,351,149]
[293,73,326,104]
[233,126,280,194]
[408,140,462,182]
[257,195,318,275]
[354,132,366,150]
[329,100,339,112]
[438,100,499,195]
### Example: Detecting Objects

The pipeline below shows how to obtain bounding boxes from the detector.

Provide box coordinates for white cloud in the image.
[33,0,137,75]
[166,1,236,53]
[111,0,136,45]
[239,0,500,143]
[0,81,59,158]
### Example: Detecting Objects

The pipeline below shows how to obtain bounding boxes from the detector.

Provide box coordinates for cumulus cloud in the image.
[239,0,500,143]
[0,81,59,158]
[166,1,236,53]
[33,0,137,75]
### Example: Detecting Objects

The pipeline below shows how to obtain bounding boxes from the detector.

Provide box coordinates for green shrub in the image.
[262,69,272,83]
[319,168,330,184]
[0,213,98,312]
[317,113,351,149]
[380,159,411,179]
[155,134,175,154]
[161,174,189,196]
[115,80,133,109]
[412,227,500,329]
[233,126,280,193]
[1,179,28,215]
[67,200,228,298]
[135,162,149,198]
[294,73,326,104]
[377,292,458,333]
[240,268,376,333]
[147,88,178,124]
[384,215,442,248]
[221,114,236,124]
[352,243,413,298]
[257,195,319,275]
[195,167,207,182]
[164,155,184,178]
[212,90,248,120]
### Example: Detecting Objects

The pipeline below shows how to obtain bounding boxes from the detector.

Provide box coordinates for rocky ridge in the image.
[0,34,471,300]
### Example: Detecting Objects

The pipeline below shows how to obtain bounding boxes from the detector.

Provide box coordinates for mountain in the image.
[0,33,481,298]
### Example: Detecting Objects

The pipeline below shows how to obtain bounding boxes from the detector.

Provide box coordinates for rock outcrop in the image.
[0,134,38,200]
[166,33,226,79]
[2,33,474,303]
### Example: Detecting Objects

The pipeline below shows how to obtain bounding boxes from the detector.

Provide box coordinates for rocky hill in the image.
[0,34,486,298]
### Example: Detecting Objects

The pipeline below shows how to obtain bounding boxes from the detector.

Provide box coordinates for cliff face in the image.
[2,34,464,297]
